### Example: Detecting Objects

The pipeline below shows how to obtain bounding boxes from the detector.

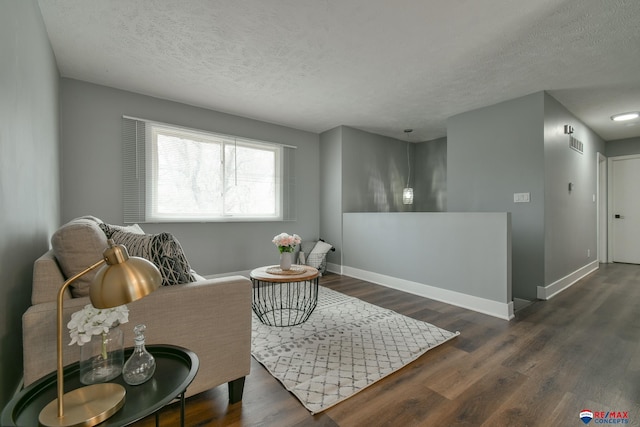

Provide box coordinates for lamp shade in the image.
[89,240,161,309]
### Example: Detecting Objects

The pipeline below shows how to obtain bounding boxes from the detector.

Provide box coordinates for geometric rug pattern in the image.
[251,286,459,414]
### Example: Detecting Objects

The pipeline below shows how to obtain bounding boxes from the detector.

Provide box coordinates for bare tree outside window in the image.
[224,143,276,215]
[150,125,281,220]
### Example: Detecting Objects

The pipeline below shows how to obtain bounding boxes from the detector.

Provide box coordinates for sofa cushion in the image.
[51,216,109,298]
[109,230,196,287]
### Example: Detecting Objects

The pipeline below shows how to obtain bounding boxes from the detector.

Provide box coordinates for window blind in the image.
[123,118,147,223]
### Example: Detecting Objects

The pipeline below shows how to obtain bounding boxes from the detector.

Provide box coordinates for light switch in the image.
[514,192,530,203]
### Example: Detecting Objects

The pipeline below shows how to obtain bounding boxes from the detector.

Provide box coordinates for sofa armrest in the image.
[126,275,252,397]
[23,276,252,398]
[32,250,69,305]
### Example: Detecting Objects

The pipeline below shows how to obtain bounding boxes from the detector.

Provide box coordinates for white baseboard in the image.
[205,264,513,320]
[342,266,514,321]
[325,262,342,275]
[537,260,599,300]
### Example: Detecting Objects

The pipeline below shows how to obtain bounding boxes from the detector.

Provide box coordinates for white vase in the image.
[79,326,124,384]
[280,252,292,271]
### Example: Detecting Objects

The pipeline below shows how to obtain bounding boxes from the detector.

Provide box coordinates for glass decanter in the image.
[123,324,156,385]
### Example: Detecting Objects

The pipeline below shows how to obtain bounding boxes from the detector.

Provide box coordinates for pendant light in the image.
[402,129,414,205]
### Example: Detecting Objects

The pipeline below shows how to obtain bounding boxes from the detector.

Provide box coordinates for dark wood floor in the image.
[133,263,640,426]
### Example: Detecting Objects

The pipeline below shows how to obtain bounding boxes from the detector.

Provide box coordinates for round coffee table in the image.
[250,265,320,327]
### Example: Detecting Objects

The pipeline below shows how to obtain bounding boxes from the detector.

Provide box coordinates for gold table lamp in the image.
[39,239,161,427]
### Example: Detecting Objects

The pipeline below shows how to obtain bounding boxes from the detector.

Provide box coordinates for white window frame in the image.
[123,116,296,223]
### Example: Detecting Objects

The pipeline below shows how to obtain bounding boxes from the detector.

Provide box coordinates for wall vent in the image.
[569,136,583,154]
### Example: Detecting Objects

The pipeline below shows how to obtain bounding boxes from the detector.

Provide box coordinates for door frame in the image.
[597,152,607,263]
[607,154,640,263]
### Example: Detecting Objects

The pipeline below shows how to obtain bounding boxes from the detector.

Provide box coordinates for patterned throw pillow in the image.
[99,222,145,238]
[109,230,196,286]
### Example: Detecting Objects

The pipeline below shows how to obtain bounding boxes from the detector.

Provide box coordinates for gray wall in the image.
[319,125,448,270]
[341,126,415,213]
[343,212,512,309]
[319,126,343,267]
[447,91,605,300]
[60,79,320,275]
[415,137,447,212]
[543,92,605,285]
[0,0,60,406]
[606,136,640,157]
[447,92,545,300]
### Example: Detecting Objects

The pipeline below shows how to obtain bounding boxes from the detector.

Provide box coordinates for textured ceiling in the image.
[38,0,640,142]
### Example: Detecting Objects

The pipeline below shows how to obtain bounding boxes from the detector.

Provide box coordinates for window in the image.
[123,117,296,222]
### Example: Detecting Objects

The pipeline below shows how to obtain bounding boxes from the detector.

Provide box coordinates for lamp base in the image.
[39,383,126,427]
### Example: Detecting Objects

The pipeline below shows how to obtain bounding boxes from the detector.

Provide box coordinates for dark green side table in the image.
[2,344,199,427]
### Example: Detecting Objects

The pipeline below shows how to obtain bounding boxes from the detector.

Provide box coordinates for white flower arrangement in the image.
[272,232,301,253]
[68,304,129,347]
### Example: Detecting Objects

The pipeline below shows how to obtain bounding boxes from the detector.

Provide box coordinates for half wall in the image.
[342,212,513,320]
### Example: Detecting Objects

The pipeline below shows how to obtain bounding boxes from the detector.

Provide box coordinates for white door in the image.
[611,156,640,264]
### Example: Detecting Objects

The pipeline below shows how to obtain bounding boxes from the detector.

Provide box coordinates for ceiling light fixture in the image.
[610,112,640,122]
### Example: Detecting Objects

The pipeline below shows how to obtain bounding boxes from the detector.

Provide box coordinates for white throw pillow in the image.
[307,241,333,268]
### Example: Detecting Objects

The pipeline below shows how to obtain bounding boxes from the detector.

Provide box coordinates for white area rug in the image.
[251,286,460,414]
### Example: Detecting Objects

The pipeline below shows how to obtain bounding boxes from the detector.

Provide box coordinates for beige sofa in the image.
[22,217,252,402]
